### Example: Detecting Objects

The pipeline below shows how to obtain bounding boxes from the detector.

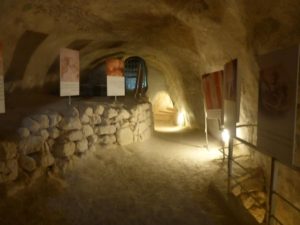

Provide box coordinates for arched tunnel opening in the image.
[0,1,300,225]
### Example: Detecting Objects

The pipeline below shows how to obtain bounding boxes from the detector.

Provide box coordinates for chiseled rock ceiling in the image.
[0,0,300,126]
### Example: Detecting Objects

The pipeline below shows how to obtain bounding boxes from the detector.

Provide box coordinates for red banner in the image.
[202,71,223,119]
[106,58,124,77]
[0,42,5,113]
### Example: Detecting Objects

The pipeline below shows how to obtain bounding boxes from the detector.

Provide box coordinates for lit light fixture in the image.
[221,129,230,143]
[177,112,185,127]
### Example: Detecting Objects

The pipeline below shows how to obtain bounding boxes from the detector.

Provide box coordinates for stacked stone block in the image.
[0,101,153,196]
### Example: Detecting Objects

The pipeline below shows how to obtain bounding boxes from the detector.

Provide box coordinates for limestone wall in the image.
[0,101,153,196]
[227,51,300,225]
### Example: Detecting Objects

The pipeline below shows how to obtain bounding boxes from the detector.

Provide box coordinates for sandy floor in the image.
[0,127,240,225]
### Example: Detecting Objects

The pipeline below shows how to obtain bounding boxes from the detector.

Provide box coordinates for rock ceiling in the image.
[0,0,300,126]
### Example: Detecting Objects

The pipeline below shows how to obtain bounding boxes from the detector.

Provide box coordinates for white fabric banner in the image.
[107,76,125,96]
[60,48,80,96]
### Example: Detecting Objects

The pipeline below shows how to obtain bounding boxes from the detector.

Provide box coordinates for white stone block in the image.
[106,108,118,119]
[39,129,49,141]
[48,113,62,127]
[32,114,49,129]
[116,127,133,145]
[67,130,84,141]
[80,106,93,117]
[100,135,116,145]
[18,128,30,139]
[22,117,40,133]
[76,139,88,153]
[48,127,60,139]
[87,135,98,146]
[138,122,148,134]
[20,155,36,172]
[82,125,94,137]
[142,103,150,111]
[117,109,130,121]
[40,153,55,168]
[0,142,17,160]
[59,117,82,131]
[80,114,90,124]
[98,125,116,135]
[90,115,102,125]
[94,105,104,115]
[53,142,76,158]
[19,135,45,155]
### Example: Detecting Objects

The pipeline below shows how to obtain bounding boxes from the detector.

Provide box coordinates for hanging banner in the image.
[106,58,125,96]
[223,59,238,136]
[0,42,5,114]
[60,48,80,97]
[257,45,300,167]
[202,70,223,119]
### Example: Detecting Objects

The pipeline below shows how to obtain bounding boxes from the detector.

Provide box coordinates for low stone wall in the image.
[0,101,153,196]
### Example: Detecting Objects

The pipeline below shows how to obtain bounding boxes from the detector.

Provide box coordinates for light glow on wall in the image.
[222,129,230,143]
[177,112,185,127]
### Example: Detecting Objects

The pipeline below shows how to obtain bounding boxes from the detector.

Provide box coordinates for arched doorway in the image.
[124,56,148,98]
[152,91,178,127]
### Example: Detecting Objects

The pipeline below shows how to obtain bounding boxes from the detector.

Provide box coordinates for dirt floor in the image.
[0,127,240,225]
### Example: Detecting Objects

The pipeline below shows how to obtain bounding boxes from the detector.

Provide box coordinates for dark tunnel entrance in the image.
[79,56,148,98]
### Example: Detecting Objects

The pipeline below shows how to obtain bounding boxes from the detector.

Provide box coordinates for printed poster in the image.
[106,58,125,96]
[0,42,5,113]
[202,71,223,119]
[257,45,299,166]
[60,48,80,96]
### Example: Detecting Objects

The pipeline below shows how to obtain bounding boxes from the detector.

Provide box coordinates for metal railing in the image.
[225,133,300,225]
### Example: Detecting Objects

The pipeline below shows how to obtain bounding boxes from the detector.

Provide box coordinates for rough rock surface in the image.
[82,125,94,137]
[76,139,88,153]
[53,142,76,158]
[116,127,133,146]
[67,130,84,142]
[49,113,62,127]
[32,115,49,129]
[19,136,45,155]
[0,101,153,197]
[0,2,300,224]
[19,155,37,172]
[22,118,40,133]
[0,129,241,225]
[17,128,30,139]
[0,142,17,160]
[98,125,116,135]
[59,117,82,131]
